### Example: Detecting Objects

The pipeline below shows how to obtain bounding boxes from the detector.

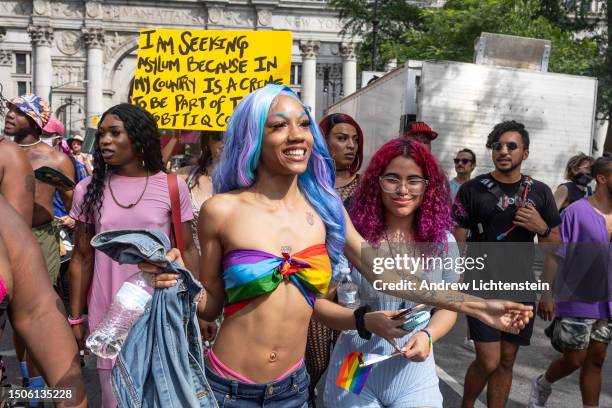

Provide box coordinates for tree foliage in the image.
[329,0,609,119]
[328,0,423,39]
[385,0,599,76]
[327,0,423,69]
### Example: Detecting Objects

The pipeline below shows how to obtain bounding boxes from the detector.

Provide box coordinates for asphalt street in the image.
[433,314,612,407]
[0,312,609,407]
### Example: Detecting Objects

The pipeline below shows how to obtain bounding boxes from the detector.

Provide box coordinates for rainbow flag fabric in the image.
[335,352,374,395]
[222,244,332,317]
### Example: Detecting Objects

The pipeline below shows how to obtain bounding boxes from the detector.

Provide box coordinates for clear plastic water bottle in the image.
[337,267,360,309]
[86,273,153,359]
[337,267,360,334]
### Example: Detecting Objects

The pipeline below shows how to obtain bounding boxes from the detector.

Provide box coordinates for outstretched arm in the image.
[0,197,86,407]
[342,209,532,333]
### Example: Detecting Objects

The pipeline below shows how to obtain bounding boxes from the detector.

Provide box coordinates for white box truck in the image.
[326,59,599,190]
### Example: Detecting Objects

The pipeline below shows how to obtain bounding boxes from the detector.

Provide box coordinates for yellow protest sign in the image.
[131,29,292,131]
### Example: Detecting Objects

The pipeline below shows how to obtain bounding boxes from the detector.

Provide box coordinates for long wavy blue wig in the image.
[214,84,346,268]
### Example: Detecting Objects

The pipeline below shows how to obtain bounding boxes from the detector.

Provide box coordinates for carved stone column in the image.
[299,40,319,115]
[340,42,358,96]
[83,27,104,129]
[28,24,54,100]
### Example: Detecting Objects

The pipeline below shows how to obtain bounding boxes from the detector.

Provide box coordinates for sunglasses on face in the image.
[454,158,473,165]
[491,141,520,151]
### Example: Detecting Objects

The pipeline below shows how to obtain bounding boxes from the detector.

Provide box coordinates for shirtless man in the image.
[4,94,75,395]
[4,94,75,284]
[0,195,86,407]
[0,106,35,391]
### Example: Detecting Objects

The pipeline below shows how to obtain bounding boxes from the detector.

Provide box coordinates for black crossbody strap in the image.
[473,175,532,237]
[479,177,507,211]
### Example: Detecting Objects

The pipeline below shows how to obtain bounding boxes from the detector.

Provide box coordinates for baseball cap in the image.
[404,121,438,141]
[8,94,50,130]
[43,117,65,137]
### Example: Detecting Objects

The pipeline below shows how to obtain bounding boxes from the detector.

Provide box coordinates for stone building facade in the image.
[0,0,359,135]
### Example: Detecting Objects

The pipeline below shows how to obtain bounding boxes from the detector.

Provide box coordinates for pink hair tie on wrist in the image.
[67,315,85,326]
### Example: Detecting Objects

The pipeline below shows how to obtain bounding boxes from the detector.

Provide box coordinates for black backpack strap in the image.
[470,177,506,239]
[472,175,532,239]
[480,177,508,212]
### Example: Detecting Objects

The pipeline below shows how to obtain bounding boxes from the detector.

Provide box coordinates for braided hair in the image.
[79,103,165,223]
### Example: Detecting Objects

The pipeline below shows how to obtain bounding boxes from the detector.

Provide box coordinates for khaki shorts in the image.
[32,221,60,285]
[549,317,612,352]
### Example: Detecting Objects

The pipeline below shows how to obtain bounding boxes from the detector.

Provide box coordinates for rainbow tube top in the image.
[222,244,332,317]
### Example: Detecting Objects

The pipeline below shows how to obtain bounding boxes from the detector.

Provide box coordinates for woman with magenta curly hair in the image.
[324,138,460,407]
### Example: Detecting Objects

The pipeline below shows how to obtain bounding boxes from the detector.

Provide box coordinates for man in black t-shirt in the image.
[452,121,561,408]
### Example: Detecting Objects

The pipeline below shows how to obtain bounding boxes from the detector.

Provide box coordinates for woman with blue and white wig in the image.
[143,84,534,407]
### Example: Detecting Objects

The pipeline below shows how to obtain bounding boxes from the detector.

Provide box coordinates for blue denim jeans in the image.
[91,229,217,408]
[205,364,309,408]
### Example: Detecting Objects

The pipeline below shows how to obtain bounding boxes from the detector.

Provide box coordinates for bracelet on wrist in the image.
[420,328,433,353]
[67,315,85,326]
[354,305,372,340]
[538,226,551,238]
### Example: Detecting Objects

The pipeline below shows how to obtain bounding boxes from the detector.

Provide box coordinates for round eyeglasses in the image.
[379,175,428,195]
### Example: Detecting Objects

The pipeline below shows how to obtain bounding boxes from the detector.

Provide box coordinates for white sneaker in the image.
[462,338,475,352]
[528,374,551,407]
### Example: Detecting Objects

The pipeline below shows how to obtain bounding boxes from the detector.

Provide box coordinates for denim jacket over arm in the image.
[90,229,217,408]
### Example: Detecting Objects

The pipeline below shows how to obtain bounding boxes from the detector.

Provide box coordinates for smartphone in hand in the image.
[392,304,425,320]
[402,311,430,332]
